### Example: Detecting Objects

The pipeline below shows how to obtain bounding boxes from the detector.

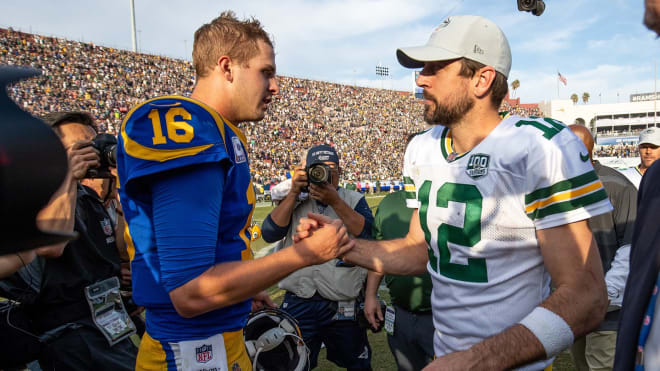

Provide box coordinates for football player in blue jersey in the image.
[116,11,354,371]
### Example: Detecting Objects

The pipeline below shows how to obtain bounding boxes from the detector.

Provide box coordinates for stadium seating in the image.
[0,28,544,188]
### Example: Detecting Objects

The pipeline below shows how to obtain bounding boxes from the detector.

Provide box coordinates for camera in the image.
[85,133,117,178]
[301,163,332,192]
[307,163,332,185]
[517,0,545,16]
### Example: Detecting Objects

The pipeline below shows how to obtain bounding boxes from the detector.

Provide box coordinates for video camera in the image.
[85,133,117,179]
[0,66,75,254]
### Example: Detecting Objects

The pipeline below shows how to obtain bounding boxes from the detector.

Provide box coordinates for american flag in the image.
[557,72,567,86]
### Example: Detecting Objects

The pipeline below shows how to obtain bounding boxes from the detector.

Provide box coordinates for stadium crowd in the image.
[0,28,426,185]
[0,27,543,187]
[500,99,542,117]
[594,144,638,158]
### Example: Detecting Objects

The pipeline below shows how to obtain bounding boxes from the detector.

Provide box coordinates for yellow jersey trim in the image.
[525,180,604,214]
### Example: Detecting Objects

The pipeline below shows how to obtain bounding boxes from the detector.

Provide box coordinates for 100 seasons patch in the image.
[466,153,490,179]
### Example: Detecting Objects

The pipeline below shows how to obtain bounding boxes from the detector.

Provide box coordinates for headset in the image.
[244,308,310,371]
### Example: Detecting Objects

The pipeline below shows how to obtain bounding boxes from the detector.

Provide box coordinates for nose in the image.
[416,73,428,88]
[270,78,279,96]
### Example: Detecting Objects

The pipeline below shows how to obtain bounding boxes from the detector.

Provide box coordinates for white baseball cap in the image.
[639,127,660,146]
[397,15,512,78]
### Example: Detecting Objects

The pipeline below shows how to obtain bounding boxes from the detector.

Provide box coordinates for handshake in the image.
[291,213,356,265]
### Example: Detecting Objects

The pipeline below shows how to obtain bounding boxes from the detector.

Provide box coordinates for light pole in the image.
[129,0,137,53]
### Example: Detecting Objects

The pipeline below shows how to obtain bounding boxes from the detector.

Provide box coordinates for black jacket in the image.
[614,161,660,370]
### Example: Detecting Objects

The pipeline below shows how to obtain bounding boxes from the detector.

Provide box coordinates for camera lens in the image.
[309,166,327,182]
[106,144,117,168]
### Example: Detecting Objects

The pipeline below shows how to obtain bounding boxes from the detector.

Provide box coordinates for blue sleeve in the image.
[261,214,290,243]
[151,163,225,292]
[354,197,374,239]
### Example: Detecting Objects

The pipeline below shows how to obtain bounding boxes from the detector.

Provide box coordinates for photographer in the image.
[0,112,137,371]
[261,144,374,370]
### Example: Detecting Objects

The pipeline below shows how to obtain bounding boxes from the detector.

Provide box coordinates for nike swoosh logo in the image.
[580,152,589,162]
[149,102,182,108]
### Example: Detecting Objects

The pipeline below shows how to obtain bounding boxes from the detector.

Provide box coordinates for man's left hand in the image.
[252,291,276,312]
[309,183,339,206]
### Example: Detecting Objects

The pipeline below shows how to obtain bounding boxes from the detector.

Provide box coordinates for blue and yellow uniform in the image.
[117,96,255,370]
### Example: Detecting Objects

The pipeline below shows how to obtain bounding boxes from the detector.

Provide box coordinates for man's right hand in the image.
[69,140,100,180]
[293,213,354,265]
[289,166,308,195]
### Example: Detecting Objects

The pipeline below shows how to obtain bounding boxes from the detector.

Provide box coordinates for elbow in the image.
[170,285,211,319]
[170,292,207,319]
[584,277,609,334]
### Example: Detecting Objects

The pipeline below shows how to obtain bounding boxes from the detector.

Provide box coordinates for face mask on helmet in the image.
[244,308,309,371]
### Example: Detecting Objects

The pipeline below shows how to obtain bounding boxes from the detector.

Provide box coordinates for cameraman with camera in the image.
[0,111,137,370]
[261,144,374,370]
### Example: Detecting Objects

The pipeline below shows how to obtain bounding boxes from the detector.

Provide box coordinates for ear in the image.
[473,66,496,99]
[217,56,233,82]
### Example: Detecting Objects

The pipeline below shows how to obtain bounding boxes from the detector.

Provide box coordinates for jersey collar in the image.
[440,127,470,163]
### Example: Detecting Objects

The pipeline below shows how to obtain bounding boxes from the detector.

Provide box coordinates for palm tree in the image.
[511,79,520,98]
[582,92,590,104]
[570,93,578,104]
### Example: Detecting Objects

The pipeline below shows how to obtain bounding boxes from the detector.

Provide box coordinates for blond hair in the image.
[192,10,273,78]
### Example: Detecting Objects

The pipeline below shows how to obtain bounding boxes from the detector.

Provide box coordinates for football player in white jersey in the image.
[619,127,660,188]
[295,15,612,370]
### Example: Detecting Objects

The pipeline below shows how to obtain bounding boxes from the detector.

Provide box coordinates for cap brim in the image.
[396,46,462,69]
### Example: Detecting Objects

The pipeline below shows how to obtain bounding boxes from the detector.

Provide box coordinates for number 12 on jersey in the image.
[418,181,488,283]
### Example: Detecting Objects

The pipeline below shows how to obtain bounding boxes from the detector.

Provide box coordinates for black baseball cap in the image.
[306,144,339,165]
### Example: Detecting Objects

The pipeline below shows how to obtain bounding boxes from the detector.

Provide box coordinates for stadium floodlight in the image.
[376,66,389,77]
[517,0,545,16]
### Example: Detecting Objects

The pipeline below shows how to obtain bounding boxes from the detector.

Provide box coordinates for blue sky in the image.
[1,0,658,104]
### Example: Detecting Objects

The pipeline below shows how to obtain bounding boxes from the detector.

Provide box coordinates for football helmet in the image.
[250,223,262,241]
[244,308,309,371]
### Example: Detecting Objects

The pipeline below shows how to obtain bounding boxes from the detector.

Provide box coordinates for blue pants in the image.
[281,292,371,370]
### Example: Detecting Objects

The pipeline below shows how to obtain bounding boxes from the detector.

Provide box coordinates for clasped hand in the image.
[292,213,354,264]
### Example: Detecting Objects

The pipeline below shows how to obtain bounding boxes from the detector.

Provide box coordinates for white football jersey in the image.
[403,115,612,370]
[618,166,642,189]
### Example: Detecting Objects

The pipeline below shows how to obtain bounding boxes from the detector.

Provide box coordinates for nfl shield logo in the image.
[466,153,490,179]
[232,136,247,164]
[100,218,113,236]
[231,362,242,371]
[195,344,213,363]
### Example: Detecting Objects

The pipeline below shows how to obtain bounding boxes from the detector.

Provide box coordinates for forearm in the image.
[269,192,298,227]
[344,237,427,275]
[540,242,607,338]
[365,270,384,297]
[35,176,77,256]
[330,198,365,236]
[0,250,36,278]
[464,324,546,370]
[605,244,630,306]
[172,237,321,317]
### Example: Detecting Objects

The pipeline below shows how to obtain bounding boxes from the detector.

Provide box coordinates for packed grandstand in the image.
[5,27,640,193]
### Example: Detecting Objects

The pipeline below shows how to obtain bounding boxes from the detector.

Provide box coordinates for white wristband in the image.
[519,307,574,358]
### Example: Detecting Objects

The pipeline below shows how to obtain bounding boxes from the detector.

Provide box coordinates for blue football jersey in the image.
[117,95,256,342]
